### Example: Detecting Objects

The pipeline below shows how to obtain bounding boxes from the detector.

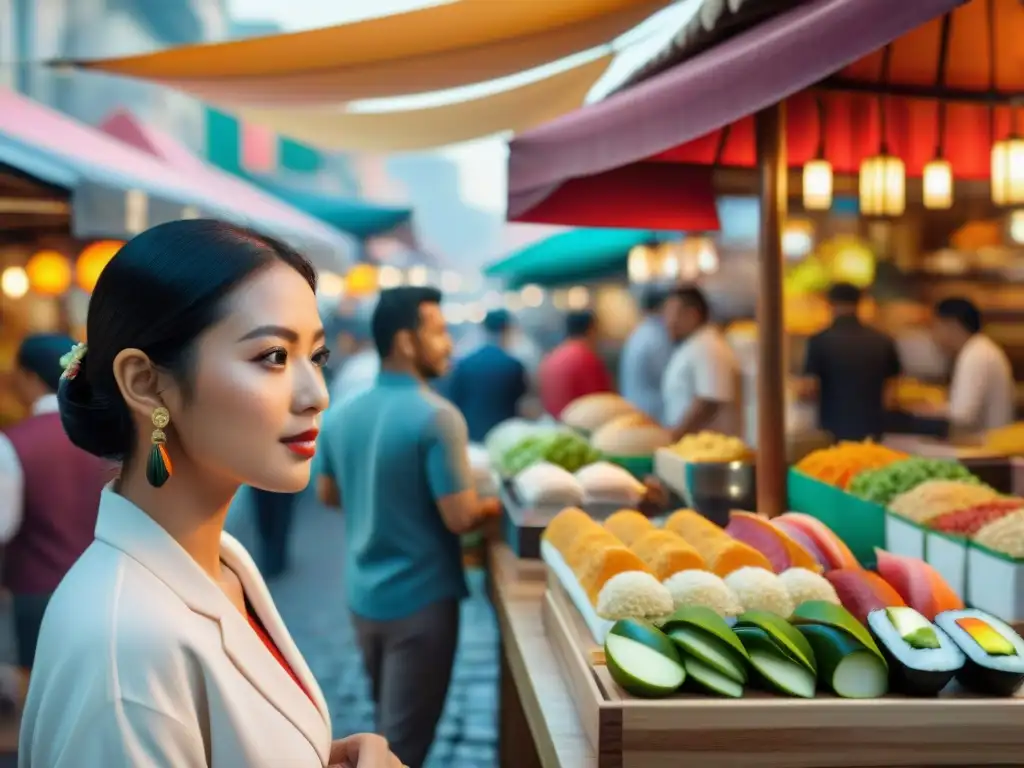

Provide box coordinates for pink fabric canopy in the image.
[98,109,355,266]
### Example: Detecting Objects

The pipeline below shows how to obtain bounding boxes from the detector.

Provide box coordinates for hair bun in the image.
[57,356,132,460]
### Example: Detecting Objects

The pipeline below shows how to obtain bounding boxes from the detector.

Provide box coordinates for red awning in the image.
[512,163,720,231]
[507,0,964,221]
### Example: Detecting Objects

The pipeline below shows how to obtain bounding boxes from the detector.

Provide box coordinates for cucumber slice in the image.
[797,624,888,698]
[663,606,750,660]
[683,654,743,698]
[736,611,816,674]
[605,634,685,698]
[668,626,747,684]
[748,650,816,698]
[793,600,885,660]
[734,626,816,698]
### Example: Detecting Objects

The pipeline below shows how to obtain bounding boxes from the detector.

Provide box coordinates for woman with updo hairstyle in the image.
[19,220,402,768]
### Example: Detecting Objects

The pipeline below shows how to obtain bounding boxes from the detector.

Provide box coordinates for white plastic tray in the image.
[540,540,613,646]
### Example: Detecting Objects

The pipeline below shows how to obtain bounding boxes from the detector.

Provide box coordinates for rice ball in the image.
[778,567,840,609]
[724,567,795,618]
[663,569,743,617]
[596,571,674,621]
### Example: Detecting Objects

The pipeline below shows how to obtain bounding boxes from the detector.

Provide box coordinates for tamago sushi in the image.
[935,609,1024,696]
[867,607,964,696]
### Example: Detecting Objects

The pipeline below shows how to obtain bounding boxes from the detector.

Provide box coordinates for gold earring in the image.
[146,407,172,488]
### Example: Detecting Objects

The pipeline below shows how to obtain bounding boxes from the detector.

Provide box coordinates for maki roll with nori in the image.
[867,607,964,696]
[935,609,1024,696]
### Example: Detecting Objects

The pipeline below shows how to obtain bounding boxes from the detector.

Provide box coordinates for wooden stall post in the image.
[755,102,788,517]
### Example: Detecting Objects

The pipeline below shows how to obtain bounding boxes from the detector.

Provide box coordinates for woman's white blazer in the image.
[18,488,333,767]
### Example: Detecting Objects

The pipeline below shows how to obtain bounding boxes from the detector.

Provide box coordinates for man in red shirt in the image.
[538,310,613,418]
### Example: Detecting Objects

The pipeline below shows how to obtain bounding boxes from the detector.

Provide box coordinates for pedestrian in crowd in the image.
[330,302,380,405]
[445,309,528,442]
[318,286,500,768]
[20,220,402,768]
[619,286,673,422]
[0,334,109,690]
[537,309,613,418]
[931,296,1016,435]
[797,283,903,441]
[661,285,743,439]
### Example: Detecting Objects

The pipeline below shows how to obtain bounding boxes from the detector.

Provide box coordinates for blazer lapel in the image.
[94,488,332,765]
[220,534,332,759]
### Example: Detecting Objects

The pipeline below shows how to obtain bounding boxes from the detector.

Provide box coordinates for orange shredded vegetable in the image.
[795,441,908,489]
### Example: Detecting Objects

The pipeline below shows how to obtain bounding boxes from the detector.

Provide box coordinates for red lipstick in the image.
[280,429,318,459]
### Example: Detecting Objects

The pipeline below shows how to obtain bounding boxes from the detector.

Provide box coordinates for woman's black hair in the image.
[58,219,317,462]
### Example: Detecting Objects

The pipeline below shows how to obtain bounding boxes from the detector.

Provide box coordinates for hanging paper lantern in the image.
[859,154,905,217]
[922,159,953,210]
[991,137,1024,206]
[26,250,72,296]
[76,240,123,293]
[802,159,833,211]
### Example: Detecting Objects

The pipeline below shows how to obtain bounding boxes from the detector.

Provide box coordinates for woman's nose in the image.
[294,360,330,413]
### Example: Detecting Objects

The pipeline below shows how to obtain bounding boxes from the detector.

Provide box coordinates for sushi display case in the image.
[543,573,1024,768]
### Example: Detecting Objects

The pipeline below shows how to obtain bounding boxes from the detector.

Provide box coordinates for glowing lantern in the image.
[991,137,1024,206]
[802,159,834,211]
[76,240,123,293]
[922,159,953,210]
[318,271,345,298]
[859,154,905,217]
[344,264,378,297]
[26,250,72,296]
[1,267,29,299]
[627,244,656,283]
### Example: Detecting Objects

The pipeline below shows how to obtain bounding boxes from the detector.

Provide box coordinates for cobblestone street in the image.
[228,492,501,768]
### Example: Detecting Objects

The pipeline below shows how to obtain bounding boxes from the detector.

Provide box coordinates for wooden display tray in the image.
[543,579,1024,767]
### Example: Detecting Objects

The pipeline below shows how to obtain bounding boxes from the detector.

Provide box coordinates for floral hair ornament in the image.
[60,343,87,382]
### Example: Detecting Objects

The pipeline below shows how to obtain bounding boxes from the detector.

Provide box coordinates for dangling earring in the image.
[146,407,173,488]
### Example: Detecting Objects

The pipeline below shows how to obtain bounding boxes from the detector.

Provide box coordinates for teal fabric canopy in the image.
[247,175,412,240]
[484,228,676,288]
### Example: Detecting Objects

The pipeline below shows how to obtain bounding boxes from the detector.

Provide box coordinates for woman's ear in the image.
[111,348,170,420]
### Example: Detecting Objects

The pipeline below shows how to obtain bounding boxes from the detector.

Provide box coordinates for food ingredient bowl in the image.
[680,461,756,526]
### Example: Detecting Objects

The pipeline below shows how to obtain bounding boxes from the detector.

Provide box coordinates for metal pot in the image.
[681,461,757,526]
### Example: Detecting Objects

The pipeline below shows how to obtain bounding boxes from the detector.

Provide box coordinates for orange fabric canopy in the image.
[72,0,670,105]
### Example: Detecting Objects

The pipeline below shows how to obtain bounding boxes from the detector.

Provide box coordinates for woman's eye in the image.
[258,348,288,367]
[312,347,331,368]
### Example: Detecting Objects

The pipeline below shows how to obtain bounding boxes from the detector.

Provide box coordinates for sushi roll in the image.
[867,607,964,696]
[935,609,1024,696]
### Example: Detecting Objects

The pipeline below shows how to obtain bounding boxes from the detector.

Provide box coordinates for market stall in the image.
[486,0,1024,743]
[481,402,1024,766]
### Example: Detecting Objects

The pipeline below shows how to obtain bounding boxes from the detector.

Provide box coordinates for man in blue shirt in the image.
[318,286,499,768]
[444,309,528,442]
[619,286,673,422]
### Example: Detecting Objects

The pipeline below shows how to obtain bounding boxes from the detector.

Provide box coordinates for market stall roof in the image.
[506,0,966,221]
[0,88,211,239]
[95,109,357,270]
[67,0,669,105]
[484,227,678,288]
[232,54,613,153]
[245,175,413,240]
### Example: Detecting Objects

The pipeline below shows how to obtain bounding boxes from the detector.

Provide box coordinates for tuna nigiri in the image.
[826,568,906,624]
[874,549,964,621]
